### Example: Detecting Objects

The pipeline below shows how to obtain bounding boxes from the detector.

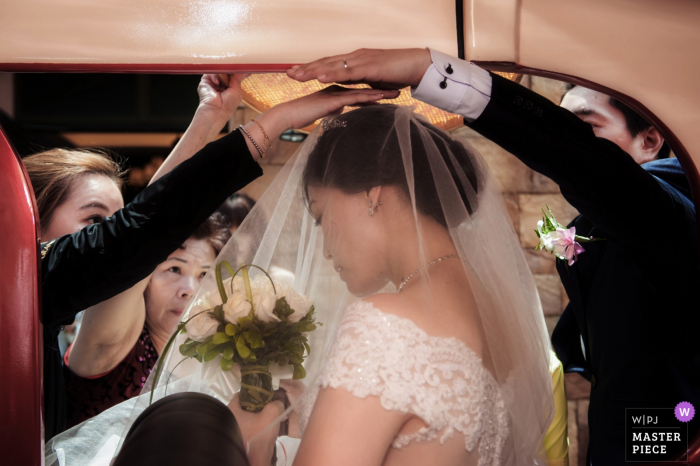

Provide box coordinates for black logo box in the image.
[626,408,688,462]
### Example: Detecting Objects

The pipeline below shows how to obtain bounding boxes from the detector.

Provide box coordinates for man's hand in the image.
[286,48,432,90]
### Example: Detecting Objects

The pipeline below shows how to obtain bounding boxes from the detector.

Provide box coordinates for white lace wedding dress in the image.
[297,301,511,466]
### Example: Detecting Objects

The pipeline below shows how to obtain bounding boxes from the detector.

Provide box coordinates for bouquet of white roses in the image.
[152,261,319,413]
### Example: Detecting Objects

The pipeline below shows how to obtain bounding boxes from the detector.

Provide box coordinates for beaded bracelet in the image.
[239,125,265,159]
[251,118,273,150]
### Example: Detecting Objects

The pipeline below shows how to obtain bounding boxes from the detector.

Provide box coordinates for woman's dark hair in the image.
[302,105,478,228]
[191,212,232,256]
[561,83,671,159]
[217,193,256,230]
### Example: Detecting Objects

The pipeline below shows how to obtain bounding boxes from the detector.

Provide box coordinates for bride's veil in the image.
[46,105,553,465]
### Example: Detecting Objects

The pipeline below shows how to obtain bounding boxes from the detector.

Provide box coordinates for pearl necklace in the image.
[397,254,459,293]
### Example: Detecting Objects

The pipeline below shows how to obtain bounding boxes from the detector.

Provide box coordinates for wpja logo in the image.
[626,402,694,462]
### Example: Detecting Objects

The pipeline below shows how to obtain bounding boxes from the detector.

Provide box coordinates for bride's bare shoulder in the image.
[360,293,420,321]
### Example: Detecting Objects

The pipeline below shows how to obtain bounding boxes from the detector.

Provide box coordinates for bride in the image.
[47,97,553,466]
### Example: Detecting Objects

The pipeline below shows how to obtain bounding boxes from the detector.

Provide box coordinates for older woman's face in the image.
[144,238,216,339]
[41,174,124,242]
[307,186,389,297]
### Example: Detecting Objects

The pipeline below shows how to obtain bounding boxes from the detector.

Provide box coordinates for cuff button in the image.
[533,107,543,117]
[446,64,453,74]
[524,101,534,111]
[514,96,523,106]
[439,77,448,89]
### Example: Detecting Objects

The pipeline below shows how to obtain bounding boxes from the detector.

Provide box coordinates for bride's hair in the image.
[302,105,479,227]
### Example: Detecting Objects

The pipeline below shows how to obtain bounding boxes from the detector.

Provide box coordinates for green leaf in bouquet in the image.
[273,297,294,321]
[220,358,234,371]
[222,346,235,360]
[275,355,289,366]
[215,261,230,304]
[303,341,311,356]
[212,332,232,345]
[293,363,306,380]
[284,342,304,356]
[196,342,209,356]
[288,353,304,364]
[179,341,198,357]
[236,337,252,359]
[211,304,225,323]
[204,348,220,362]
[225,323,240,336]
[238,316,254,329]
[301,305,316,321]
[242,330,265,349]
[294,321,317,333]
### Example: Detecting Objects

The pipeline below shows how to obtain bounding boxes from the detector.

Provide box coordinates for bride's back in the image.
[365,261,502,466]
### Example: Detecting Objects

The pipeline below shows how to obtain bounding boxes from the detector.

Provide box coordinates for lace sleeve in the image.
[300,301,509,465]
[316,301,401,399]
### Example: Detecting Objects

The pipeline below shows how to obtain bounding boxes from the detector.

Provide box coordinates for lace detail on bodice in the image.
[299,301,510,466]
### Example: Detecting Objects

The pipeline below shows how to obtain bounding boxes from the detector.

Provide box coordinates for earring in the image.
[368,200,382,216]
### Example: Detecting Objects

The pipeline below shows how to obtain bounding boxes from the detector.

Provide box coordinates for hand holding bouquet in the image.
[152,262,320,413]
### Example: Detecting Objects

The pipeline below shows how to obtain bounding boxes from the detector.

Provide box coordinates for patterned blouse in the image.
[63,327,157,429]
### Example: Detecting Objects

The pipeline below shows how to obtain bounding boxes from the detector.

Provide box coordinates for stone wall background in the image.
[232,75,591,465]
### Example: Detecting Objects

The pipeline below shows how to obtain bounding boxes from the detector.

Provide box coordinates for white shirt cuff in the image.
[411,48,492,123]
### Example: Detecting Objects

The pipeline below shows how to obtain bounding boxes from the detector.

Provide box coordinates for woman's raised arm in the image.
[66,74,244,377]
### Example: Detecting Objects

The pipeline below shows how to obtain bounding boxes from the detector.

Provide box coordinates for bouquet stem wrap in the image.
[239,364,273,413]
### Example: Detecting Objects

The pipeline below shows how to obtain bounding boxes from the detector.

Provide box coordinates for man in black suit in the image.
[289,48,700,464]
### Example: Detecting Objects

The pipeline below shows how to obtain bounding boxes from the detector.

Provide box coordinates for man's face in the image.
[560,86,662,165]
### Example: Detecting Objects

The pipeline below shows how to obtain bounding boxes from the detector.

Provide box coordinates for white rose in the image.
[221,276,246,296]
[273,283,312,322]
[186,311,219,341]
[254,290,280,322]
[286,293,312,322]
[223,291,252,324]
[251,275,275,294]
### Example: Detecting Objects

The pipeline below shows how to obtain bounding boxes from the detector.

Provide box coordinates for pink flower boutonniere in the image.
[535,206,603,266]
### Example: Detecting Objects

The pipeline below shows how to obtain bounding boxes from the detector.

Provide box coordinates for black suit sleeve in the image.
[469,73,688,264]
[41,129,262,328]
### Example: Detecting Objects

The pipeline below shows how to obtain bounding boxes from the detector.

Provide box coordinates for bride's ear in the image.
[365,187,382,214]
